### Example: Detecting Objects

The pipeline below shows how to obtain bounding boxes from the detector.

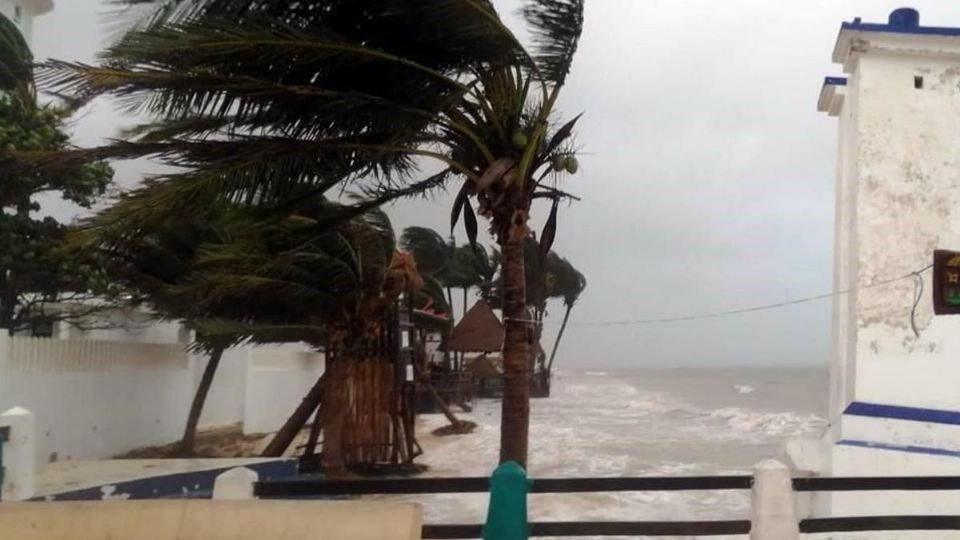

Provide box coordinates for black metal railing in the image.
[256,475,754,538]
[255,474,960,538]
[794,475,960,534]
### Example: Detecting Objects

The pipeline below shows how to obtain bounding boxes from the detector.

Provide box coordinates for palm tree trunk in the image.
[546,304,573,376]
[320,361,348,474]
[498,235,530,468]
[178,345,224,456]
[446,287,455,323]
[262,373,324,457]
[462,287,468,319]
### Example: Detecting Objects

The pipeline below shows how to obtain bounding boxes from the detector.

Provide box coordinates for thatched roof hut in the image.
[445,300,504,353]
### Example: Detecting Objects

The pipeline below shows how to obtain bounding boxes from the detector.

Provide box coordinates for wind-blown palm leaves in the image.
[544,252,586,375]
[42,0,585,468]
[77,195,439,458]
[401,226,498,318]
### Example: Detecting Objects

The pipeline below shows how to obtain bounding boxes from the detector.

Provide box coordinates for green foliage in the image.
[0,14,114,334]
[400,226,498,299]
[40,0,585,241]
[79,195,403,351]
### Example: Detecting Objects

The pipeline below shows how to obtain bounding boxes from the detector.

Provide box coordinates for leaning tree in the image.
[79,193,448,469]
[39,0,585,468]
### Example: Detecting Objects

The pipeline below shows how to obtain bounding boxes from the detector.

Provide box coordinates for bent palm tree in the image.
[79,195,439,469]
[401,226,497,320]
[545,255,586,376]
[42,0,585,468]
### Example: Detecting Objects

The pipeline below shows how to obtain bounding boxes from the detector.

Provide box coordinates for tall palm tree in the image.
[545,255,586,376]
[40,0,585,468]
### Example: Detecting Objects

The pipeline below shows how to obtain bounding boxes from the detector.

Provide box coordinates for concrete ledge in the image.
[34,458,297,501]
[0,500,423,540]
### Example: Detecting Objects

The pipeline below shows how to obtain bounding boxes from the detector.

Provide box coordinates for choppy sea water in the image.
[408,367,828,532]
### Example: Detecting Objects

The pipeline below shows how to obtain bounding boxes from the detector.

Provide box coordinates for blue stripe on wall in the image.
[844,402,960,426]
[31,459,299,501]
[838,439,960,459]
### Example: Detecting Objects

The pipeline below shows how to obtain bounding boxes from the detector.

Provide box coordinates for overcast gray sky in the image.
[30,2,960,369]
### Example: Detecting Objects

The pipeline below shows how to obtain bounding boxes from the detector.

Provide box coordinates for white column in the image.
[750,460,799,540]
[212,466,258,500]
[0,406,36,501]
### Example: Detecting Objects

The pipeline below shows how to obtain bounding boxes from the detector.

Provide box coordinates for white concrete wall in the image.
[242,346,324,435]
[820,11,960,518]
[847,50,960,413]
[829,443,960,516]
[0,334,192,464]
[0,335,324,463]
[194,347,248,430]
[827,25,960,434]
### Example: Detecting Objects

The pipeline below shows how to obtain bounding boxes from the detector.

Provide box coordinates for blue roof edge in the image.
[839,20,960,38]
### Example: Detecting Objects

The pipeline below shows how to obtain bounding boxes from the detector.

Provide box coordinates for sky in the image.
[28,1,960,369]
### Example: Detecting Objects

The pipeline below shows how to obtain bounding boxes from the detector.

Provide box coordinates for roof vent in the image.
[889,7,920,28]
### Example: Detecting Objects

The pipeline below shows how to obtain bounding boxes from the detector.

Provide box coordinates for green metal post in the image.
[483,462,530,540]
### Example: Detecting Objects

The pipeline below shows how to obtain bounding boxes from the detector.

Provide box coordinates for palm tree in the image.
[545,255,586,376]
[401,226,497,320]
[79,193,442,470]
[40,0,585,468]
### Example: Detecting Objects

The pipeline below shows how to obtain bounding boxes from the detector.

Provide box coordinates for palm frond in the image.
[522,0,585,85]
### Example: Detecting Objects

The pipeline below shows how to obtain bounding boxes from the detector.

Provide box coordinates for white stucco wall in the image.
[242,345,324,435]
[0,335,324,463]
[0,335,192,464]
[817,12,960,518]
[829,33,960,421]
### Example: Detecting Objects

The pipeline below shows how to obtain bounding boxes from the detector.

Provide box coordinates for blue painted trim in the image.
[840,20,960,38]
[823,76,847,87]
[844,401,960,426]
[30,459,299,501]
[839,439,960,459]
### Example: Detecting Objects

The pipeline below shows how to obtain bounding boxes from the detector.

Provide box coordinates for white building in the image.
[815,7,960,516]
[0,0,52,46]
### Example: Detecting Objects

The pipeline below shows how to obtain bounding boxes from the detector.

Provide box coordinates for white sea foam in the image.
[413,368,826,528]
[735,384,756,394]
[710,407,826,438]
[584,371,608,376]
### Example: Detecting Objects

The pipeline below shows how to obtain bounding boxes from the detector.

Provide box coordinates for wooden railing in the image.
[254,470,960,538]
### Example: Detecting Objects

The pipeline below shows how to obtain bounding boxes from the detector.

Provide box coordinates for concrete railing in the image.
[1,465,422,540]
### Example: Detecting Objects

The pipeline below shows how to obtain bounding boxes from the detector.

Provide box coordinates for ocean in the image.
[413,366,828,529]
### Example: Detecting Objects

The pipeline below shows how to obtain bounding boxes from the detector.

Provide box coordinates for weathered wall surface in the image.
[848,52,960,412]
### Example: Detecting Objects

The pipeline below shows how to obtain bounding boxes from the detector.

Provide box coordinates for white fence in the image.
[0,335,324,464]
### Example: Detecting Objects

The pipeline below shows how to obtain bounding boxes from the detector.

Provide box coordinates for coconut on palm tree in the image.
[39,0,585,468]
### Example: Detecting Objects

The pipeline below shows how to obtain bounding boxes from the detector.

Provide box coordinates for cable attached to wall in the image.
[505,263,935,328]
[910,266,930,338]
